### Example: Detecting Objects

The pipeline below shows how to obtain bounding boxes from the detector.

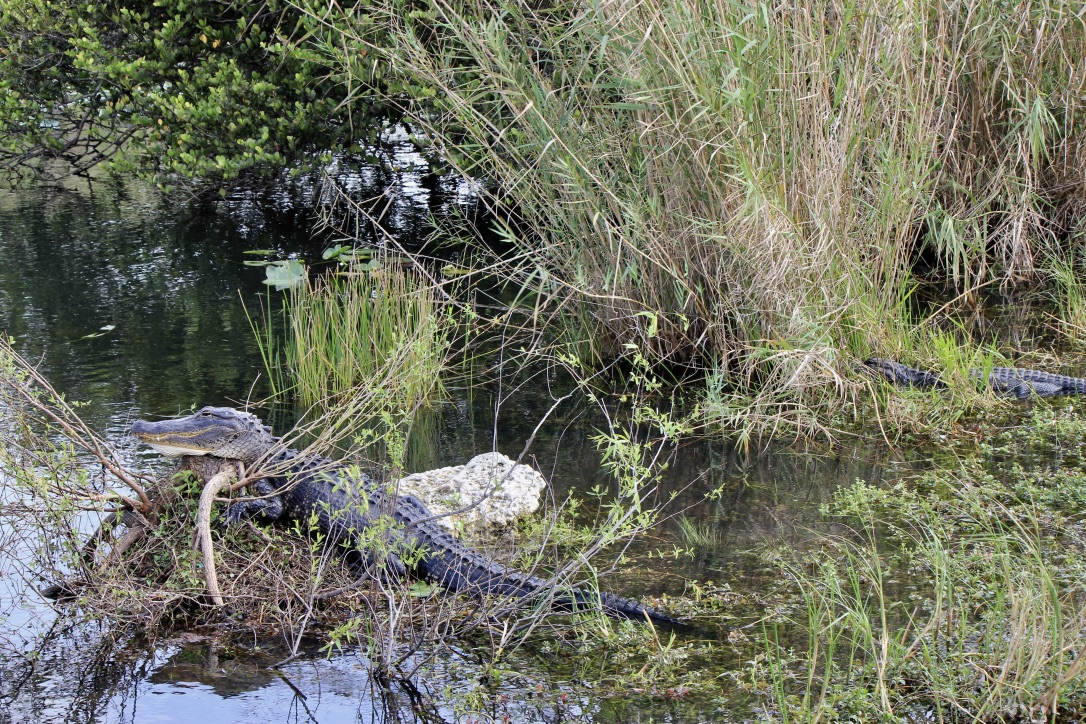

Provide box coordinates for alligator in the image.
[863,358,1086,398]
[132,406,676,624]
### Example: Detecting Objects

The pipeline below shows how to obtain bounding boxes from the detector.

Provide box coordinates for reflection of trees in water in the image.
[316,132,485,256]
[0,185,312,425]
[0,617,141,723]
[0,622,594,724]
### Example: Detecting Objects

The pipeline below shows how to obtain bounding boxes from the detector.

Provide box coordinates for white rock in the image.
[393,452,547,536]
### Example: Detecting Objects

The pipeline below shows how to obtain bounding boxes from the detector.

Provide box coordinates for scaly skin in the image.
[863,358,1086,399]
[133,407,675,624]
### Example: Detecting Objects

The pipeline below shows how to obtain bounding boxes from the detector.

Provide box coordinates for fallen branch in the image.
[194,463,240,606]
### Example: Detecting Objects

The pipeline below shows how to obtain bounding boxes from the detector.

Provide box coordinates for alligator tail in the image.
[417,544,679,625]
[590,590,681,626]
[419,545,547,600]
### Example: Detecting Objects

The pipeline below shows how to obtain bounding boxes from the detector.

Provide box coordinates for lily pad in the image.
[263,260,307,290]
[322,244,352,260]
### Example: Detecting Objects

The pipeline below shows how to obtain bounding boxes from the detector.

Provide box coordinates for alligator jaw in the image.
[131,417,221,457]
[137,440,216,457]
[131,407,276,463]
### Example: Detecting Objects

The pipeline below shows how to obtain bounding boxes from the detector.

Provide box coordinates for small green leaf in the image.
[635,311,659,338]
[408,582,434,597]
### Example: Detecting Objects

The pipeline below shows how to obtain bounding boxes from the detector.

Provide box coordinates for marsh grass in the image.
[253,262,453,414]
[753,409,1086,721]
[675,514,722,549]
[1049,254,1086,341]
[297,0,1086,439]
[247,290,289,397]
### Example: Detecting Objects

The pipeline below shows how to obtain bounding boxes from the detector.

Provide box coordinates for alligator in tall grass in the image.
[864,358,1086,398]
[132,407,676,624]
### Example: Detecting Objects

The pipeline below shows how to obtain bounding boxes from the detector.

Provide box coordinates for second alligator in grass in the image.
[864,358,1086,398]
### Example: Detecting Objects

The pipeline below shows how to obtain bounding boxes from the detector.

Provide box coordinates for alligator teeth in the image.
[145,443,213,457]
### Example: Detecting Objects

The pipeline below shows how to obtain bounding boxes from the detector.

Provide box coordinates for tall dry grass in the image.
[297,0,1086,435]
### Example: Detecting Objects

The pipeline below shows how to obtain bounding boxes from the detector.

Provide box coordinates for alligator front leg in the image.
[225,479,284,524]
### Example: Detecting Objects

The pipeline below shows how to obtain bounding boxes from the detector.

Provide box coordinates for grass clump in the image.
[255,263,453,414]
[753,407,1086,721]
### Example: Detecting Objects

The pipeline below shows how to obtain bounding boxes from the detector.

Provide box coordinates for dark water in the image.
[0,183,310,440]
[0,180,899,723]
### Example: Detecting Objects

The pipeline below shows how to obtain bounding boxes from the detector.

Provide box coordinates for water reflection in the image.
[0,183,313,432]
[6,626,690,724]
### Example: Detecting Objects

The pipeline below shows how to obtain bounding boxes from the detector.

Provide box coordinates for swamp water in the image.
[0,183,1061,722]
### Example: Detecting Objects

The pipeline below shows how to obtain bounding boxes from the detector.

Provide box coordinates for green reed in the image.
[295,0,1086,439]
[255,264,453,414]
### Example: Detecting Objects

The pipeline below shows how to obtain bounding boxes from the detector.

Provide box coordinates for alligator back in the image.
[864,359,1086,398]
[975,367,1086,398]
[265,454,675,624]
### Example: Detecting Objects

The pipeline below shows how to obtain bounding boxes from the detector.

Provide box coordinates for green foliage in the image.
[1049,252,1086,339]
[0,0,374,187]
[253,260,453,415]
[753,406,1086,720]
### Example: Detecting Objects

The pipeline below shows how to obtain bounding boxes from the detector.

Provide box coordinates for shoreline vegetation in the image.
[3,0,1086,720]
[343,0,1086,443]
[4,0,1086,439]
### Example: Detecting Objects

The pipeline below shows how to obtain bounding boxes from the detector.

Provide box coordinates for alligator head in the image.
[132,406,277,463]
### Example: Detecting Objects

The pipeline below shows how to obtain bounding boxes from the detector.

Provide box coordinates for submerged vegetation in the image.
[750,407,1086,721]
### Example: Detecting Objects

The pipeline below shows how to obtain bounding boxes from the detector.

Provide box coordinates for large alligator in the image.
[132,406,675,624]
[863,358,1086,398]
